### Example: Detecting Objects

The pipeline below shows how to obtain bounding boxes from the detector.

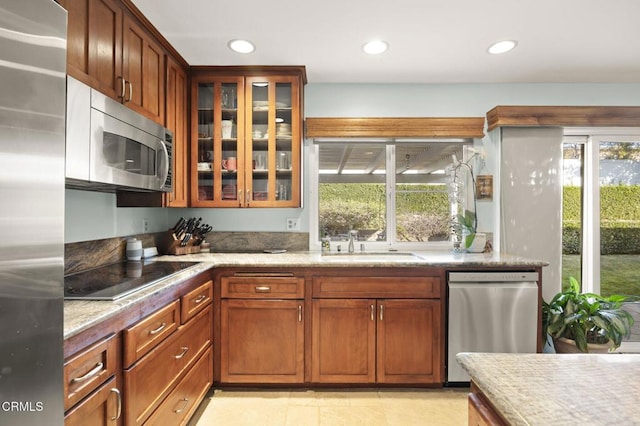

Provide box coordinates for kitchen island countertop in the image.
[457,352,640,425]
[64,251,546,340]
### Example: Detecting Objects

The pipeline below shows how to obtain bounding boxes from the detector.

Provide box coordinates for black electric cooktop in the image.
[64,260,198,301]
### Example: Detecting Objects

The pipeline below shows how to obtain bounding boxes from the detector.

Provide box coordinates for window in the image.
[310,139,471,250]
[562,134,640,298]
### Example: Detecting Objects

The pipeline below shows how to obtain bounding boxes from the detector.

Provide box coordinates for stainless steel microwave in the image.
[66,77,172,192]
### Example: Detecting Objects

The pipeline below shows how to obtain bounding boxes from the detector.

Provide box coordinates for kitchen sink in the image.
[321,251,424,260]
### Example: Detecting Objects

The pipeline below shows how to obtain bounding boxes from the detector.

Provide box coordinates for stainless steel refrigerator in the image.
[0,1,66,424]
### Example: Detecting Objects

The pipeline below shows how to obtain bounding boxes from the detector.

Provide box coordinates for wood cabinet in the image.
[60,0,165,123]
[190,67,306,207]
[124,306,212,425]
[468,382,508,426]
[311,299,376,383]
[121,13,164,123]
[64,334,122,425]
[219,274,305,383]
[164,56,189,207]
[60,0,123,100]
[64,271,214,426]
[311,274,443,385]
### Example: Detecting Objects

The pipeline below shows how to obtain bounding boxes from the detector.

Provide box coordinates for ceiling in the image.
[131,0,640,84]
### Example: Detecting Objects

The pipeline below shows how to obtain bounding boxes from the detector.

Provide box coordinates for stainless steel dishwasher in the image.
[447,271,539,383]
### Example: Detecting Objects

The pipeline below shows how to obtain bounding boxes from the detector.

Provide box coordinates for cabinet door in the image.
[191,78,245,207]
[64,377,121,426]
[62,0,123,100]
[245,76,301,207]
[376,299,442,384]
[165,57,188,207]
[221,299,304,383]
[311,299,376,383]
[122,15,165,123]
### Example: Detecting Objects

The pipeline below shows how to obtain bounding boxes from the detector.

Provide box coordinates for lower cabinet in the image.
[311,298,441,384]
[311,299,376,383]
[215,269,444,386]
[376,299,442,384]
[221,299,304,383]
[64,334,122,425]
[64,273,214,426]
[124,306,212,425]
[143,347,213,426]
[64,376,122,426]
[220,274,305,383]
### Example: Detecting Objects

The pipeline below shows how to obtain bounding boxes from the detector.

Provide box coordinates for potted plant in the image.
[542,276,634,353]
[457,209,486,252]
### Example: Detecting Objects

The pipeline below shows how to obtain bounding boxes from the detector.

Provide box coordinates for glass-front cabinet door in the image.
[193,77,244,206]
[245,76,300,207]
[191,71,302,208]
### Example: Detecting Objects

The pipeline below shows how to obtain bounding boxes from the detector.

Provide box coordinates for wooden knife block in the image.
[158,231,202,255]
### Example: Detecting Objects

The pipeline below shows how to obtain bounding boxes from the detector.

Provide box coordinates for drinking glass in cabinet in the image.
[277,152,290,170]
[221,85,236,109]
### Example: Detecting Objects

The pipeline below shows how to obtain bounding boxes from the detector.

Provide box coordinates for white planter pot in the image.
[466,233,486,253]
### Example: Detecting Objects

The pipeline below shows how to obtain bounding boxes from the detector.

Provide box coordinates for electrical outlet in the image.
[286,218,300,231]
[142,218,149,233]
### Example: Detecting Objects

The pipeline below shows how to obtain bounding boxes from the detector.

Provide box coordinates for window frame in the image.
[309,139,465,252]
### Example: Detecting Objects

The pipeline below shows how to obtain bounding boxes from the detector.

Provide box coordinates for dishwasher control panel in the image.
[448,271,539,282]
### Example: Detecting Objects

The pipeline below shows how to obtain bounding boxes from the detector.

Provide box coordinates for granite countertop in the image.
[64,251,546,340]
[456,352,640,425]
[154,250,548,268]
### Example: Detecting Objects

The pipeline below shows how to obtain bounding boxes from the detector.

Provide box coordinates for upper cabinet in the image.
[164,56,189,207]
[60,0,165,124]
[190,67,306,208]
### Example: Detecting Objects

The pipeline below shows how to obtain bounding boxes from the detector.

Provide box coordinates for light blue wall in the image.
[65,83,640,243]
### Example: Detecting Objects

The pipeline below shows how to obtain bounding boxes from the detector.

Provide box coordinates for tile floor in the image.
[189,388,469,426]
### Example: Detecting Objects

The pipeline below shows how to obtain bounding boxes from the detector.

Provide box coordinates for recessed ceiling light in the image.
[228,39,255,54]
[362,40,388,55]
[488,40,517,55]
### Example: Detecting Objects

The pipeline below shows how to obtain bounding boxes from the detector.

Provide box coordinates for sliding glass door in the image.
[563,135,640,298]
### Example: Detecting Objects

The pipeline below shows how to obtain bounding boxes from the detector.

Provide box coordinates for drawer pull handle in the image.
[71,362,103,383]
[194,295,207,304]
[110,388,122,420]
[174,346,189,359]
[149,322,167,335]
[255,286,271,293]
[173,398,189,413]
[298,305,302,322]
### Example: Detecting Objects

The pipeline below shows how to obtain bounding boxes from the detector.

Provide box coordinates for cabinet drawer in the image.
[123,300,180,367]
[143,348,213,426]
[181,280,213,324]
[124,307,212,425]
[312,276,440,298]
[64,376,121,426]
[64,334,118,411]
[222,275,304,299]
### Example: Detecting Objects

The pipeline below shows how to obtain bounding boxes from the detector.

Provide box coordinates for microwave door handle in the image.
[159,140,170,189]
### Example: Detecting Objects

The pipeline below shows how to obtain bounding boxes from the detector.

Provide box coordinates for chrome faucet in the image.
[348,230,357,253]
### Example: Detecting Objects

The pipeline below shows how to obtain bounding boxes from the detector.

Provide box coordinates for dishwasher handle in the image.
[448,271,539,283]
